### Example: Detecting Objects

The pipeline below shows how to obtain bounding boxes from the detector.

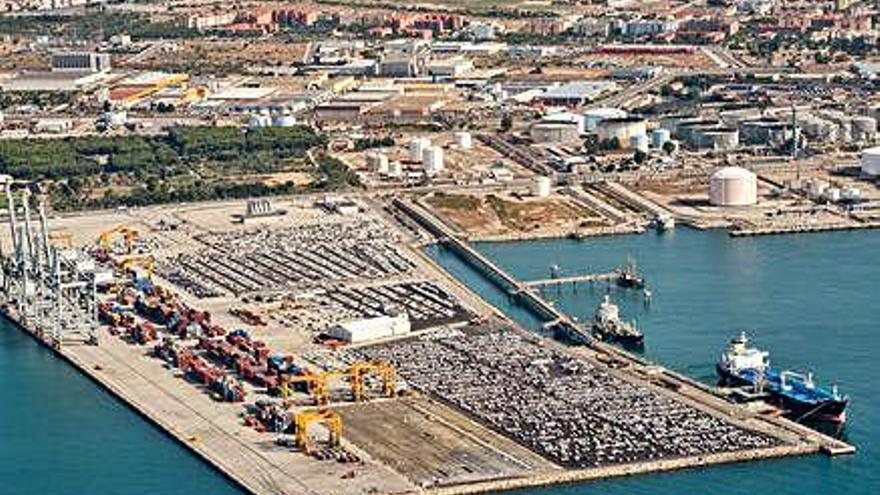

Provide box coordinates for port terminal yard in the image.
[0,191,854,495]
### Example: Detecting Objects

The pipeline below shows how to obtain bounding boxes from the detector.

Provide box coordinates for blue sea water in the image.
[1,228,876,494]
[426,228,878,495]
[0,321,244,495]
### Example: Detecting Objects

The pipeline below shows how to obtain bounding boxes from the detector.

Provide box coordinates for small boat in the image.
[651,213,675,232]
[717,332,848,424]
[593,295,643,346]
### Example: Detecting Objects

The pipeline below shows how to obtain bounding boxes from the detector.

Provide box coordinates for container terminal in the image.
[0,184,855,495]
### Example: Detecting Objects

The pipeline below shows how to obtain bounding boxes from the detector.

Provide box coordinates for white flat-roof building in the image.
[328,314,411,343]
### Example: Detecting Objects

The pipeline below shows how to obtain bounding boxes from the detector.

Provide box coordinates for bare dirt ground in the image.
[425,192,608,238]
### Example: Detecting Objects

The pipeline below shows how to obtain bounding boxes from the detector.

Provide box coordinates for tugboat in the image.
[593,295,643,346]
[615,259,645,289]
[717,332,849,424]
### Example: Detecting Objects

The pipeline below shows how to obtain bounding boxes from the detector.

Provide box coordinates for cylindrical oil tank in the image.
[367,152,389,174]
[273,114,297,127]
[630,134,649,152]
[532,176,552,197]
[422,146,444,175]
[851,116,877,142]
[388,161,403,178]
[454,131,472,149]
[652,128,671,149]
[583,107,627,131]
[861,146,880,176]
[703,128,739,151]
[823,187,841,202]
[409,137,431,162]
[248,114,270,128]
[709,166,757,206]
[841,186,861,201]
[596,117,647,148]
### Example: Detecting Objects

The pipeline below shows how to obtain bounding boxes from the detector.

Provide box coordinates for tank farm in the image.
[0,188,854,495]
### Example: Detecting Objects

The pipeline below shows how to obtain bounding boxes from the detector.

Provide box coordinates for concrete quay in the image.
[3,308,415,495]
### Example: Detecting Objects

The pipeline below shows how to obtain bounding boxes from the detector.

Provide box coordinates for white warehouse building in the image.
[328,314,411,343]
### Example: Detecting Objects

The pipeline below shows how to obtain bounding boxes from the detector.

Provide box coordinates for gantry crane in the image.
[294,409,342,455]
[279,362,396,405]
[280,373,332,405]
[97,226,139,254]
[347,362,396,402]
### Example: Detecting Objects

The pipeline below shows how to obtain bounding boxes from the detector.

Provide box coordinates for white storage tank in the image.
[841,186,862,202]
[823,187,841,202]
[596,117,647,148]
[861,146,880,176]
[709,166,757,206]
[104,110,127,127]
[422,146,444,175]
[851,116,877,142]
[630,134,649,152]
[583,107,627,131]
[409,137,431,162]
[367,152,389,174]
[248,114,271,128]
[388,161,403,178]
[652,128,671,148]
[273,114,297,127]
[532,176,552,198]
[454,131,472,150]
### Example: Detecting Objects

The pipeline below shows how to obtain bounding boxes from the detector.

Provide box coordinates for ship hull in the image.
[594,329,644,348]
[717,366,848,424]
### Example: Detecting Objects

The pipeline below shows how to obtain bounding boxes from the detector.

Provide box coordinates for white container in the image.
[454,131,472,150]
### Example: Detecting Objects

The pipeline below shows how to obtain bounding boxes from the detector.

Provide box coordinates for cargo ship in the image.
[593,295,643,346]
[717,332,848,424]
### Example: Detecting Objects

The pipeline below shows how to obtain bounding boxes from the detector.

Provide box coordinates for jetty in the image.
[524,271,619,289]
